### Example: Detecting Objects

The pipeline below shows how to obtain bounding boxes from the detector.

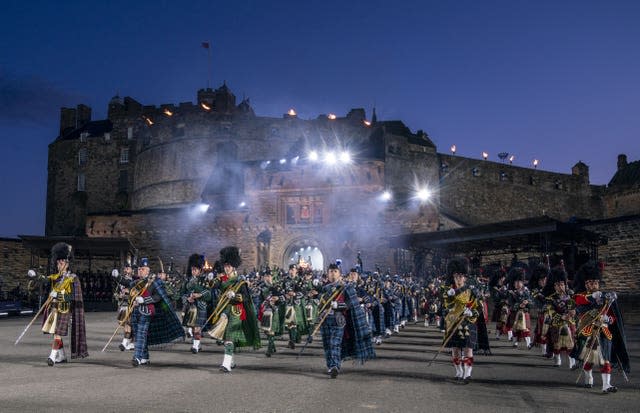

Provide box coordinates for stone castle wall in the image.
[438,154,605,225]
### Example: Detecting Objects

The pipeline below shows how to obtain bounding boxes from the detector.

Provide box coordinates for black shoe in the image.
[288,340,296,350]
[265,351,272,357]
[527,344,533,350]
[583,383,593,388]
[47,358,54,367]
[119,344,126,351]
[220,365,231,373]
[191,347,198,354]
[329,367,339,379]
[604,386,617,393]
[463,377,471,384]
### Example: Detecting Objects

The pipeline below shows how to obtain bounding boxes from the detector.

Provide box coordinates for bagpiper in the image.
[113,260,135,351]
[318,263,375,378]
[181,253,213,354]
[573,261,630,393]
[545,266,576,368]
[208,246,261,372]
[507,267,533,349]
[115,257,184,366]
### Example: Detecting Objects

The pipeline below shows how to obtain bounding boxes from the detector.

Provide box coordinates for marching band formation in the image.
[20,242,630,391]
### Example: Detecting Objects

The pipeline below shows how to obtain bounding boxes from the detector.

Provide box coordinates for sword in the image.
[15,295,53,345]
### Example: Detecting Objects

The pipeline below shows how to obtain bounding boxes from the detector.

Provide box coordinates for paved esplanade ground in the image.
[1,313,638,413]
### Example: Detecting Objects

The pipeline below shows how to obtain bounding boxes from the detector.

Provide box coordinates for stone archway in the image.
[282,237,325,271]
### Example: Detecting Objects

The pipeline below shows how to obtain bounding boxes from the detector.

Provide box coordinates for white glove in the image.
[601,314,610,324]
[463,308,473,317]
[111,269,119,278]
[591,291,602,301]
[49,291,58,298]
[207,273,215,281]
[331,301,338,309]
[27,269,36,278]
[135,296,144,304]
[226,291,236,300]
[605,292,617,302]
[312,279,321,287]
[447,288,456,297]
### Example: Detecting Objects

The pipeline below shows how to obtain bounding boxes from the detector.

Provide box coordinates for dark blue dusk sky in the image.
[1,0,638,238]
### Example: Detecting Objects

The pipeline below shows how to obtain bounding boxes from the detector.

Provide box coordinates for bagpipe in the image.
[574,293,626,383]
[102,274,155,352]
[297,283,346,358]
[206,276,247,340]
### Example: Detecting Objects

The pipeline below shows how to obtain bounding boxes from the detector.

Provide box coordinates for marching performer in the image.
[489,267,510,340]
[529,264,550,356]
[114,260,135,351]
[208,246,261,372]
[257,268,285,357]
[507,267,533,349]
[318,263,375,378]
[443,257,479,383]
[181,254,213,354]
[545,267,576,368]
[573,261,630,393]
[115,257,184,366]
[29,242,88,366]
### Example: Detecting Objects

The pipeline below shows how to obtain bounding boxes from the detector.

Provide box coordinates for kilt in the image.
[445,321,477,350]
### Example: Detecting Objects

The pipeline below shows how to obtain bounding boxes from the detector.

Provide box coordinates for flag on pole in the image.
[201,42,210,49]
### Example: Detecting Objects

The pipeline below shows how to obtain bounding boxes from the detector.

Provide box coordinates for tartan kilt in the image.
[445,321,477,349]
[42,305,71,336]
[224,308,250,347]
[54,310,71,336]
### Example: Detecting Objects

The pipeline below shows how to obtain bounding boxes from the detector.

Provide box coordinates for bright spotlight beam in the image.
[416,188,431,202]
[339,151,351,163]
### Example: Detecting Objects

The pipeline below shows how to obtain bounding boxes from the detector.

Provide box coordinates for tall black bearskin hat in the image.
[529,264,548,287]
[188,253,205,269]
[507,267,526,289]
[446,257,468,278]
[51,242,73,262]
[549,266,568,285]
[50,242,73,273]
[574,260,601,293]
[219,246,242,268]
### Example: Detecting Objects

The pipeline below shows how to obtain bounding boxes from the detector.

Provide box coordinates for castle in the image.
[3,83,636,296]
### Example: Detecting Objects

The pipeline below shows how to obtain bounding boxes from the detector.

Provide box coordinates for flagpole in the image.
[207,40,212,88]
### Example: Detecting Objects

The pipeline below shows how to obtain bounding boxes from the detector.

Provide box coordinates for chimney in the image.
[617,154,628,170]
[59,107,77,136]
[76,104,92,128]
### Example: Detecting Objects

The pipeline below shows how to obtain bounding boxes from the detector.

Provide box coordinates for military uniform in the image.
[34,243,88,366]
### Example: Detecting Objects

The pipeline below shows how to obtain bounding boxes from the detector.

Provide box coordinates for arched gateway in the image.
[282,238,325,271]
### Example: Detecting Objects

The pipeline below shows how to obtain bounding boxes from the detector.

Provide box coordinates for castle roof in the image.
[57,120,113,141]
[378,121,435,148]
[608,159,640,189]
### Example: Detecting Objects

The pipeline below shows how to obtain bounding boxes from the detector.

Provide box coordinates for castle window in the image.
[118,170,128,192]
[127,127,133,139]
[554,179,563,190]
[529,176,537,185]
[441,163,449,173]
[499,171,508,181]
[472,167,480,177]
[79,132,89,142]
[104,132,111,142]
[120,147,129,164]
[77,173,86,192]
[78,148,88,166]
